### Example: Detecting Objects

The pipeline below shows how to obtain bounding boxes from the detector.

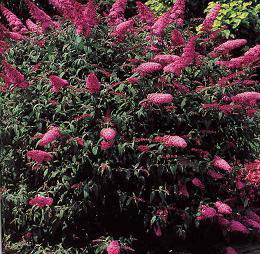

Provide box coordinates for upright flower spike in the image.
[150,11,171,37]
[168,0,186,25]
[49,75,69,93]
[0,4,28,33]
[210,39,247,58]
[100,128,117,141]
[212,156,232,172]
[216,45,260,69]
[164,36,197,76]
[38,127,61,146]
[231,92,260,106]
[147,93,173,105]
[228,220,249,234]
[198,205,216,220]
[171,29,185,47]
[107,0,128,27]
[27,150,53,164]
[86,73,101,94]
[110,19,134,42]
[133,62,162,75]
[29,196,53,207]
[83,0,98,27]
[201,3,221,33]
[136,1,155,25]
[2,59,30,89]
[106,240,120,254]
[215,201,232,215]
[25,0,59,32]
[192,177,205,190]
[26,19,43,35]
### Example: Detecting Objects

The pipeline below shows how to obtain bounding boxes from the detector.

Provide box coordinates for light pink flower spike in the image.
[38,127,61,146]
[86,73,101,94]
[27,150,53,164]
[106,240,120,254]
[29,196,53,207]
[49,75,69,93]
[215,201,232,215]
[100,128,117,141]
[212,156,232,172]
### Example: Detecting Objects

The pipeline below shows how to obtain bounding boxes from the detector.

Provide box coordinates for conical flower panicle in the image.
[2,59,30,89]
[147,93,173,105]
[25,0,59,32]
[86,73,101,94]
[212,156,232,172]
[29,196,53,207]
[110,19,134,41]
[215,201,232,215]
[231,92,260,106]
[164,36,197,76]
[0,4,28,33]
[168,0,186,25]
[210,39,247,58]
[27,150,53,164]
[197,205,216,220]
[26,19,43,35]
[228,220,249,234]
[201,3,221,32]
[134,62,162,75]
[100,128,117,141]
[106,240,120,254]
[150,11,171,37]
[192,177,205,189]
[152,54,180,65]
[83,0,98,27]
[171,29,185,47]
[49,75,68,93]
[136,1,155,25]
[38,127,61,146]
[107,0,128,27]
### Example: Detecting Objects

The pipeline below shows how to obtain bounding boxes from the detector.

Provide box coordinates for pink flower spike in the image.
[133,62,162,75]
[106,240,120,254]
[107,0,128,27]
[26,19,43,35]
[192,177,205,190]
[215,201,232,215]
[210,39,247,58]
[228,220,249,234]
[201,3,221,33]
[136,1,155,25]
[226,247,238,254]
[38,127,61,146]
[0,4,28,33]
[27,150,53,164]
[245,210,260,223]
[100,128,117,141]
[207,169,223,180]
[86,73,101,94]
[212,156,232,172]
[147,93,173,105]
[29,196,53,207]
[171,29,185,47]
[162,135,187,148]
[100,141,113,150]
[152,54,180,65]
[198,205,216,220]
[231,92,260,106]
[25,0,59,32]
[153,224,162,237]
[49,75,69,93]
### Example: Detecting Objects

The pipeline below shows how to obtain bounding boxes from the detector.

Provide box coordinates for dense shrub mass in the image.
[0,0,259,253]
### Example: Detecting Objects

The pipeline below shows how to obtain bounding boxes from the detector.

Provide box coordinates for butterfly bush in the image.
[1,0,259,253]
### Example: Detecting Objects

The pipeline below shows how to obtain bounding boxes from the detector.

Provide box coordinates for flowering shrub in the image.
[1,0,259,253]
